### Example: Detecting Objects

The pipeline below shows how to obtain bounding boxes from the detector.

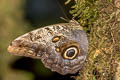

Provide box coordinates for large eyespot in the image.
[63,47,78,60]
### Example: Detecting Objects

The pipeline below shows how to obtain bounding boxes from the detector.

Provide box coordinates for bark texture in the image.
[66,0,120,80]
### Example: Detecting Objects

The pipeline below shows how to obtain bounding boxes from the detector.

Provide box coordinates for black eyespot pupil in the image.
[66,49,75,57]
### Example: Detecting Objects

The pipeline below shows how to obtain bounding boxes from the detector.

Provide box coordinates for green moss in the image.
[66,0,120,80]
[109,0,113,3]
[66,0,98,27]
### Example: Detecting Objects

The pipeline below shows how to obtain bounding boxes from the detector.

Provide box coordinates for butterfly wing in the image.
[8,21,88,75]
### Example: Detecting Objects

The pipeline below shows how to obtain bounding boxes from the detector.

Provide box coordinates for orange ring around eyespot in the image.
[63,47,78,60]
[58,41,80,60]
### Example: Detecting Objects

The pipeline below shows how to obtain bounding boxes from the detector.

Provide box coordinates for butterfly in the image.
[8,20,88,75]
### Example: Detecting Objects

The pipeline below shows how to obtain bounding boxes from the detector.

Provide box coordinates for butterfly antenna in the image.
[56,0,70,21]
[60,17,69,22]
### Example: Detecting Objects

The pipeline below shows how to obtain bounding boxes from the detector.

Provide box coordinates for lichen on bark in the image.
[66,0,120,80]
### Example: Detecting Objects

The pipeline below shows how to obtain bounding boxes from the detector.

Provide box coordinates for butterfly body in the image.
[8,20,88,75]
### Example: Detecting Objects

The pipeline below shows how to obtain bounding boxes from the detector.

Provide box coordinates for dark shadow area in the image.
[0,75,2,80]
[24,0,73,27]
[11,57,76,80]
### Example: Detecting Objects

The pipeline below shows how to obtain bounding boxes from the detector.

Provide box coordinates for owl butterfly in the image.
[8,20,88,75]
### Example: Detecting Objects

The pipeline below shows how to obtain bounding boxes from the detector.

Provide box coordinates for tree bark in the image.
[68,0,120,80]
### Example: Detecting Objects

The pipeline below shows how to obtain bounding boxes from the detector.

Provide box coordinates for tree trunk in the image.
[67,0,120,80]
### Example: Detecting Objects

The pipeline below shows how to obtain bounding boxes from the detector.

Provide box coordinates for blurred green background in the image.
[0,0,74,80]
